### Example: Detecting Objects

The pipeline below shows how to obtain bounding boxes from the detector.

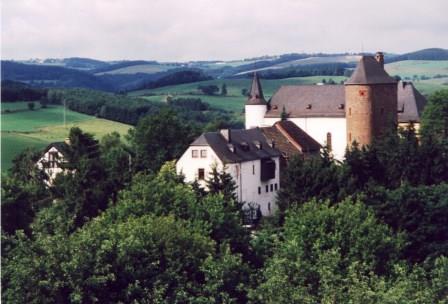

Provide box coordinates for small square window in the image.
[192,150,198,158]
[258,187,261,194]
[200,150,207,158]
[198,168,205,180]
[265,185,269,193]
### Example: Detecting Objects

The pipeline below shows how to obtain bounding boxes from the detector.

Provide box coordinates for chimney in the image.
[375,51,384,68]
[220,129,231,142]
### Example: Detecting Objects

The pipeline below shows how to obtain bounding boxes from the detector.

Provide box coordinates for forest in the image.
[1,90,448,303]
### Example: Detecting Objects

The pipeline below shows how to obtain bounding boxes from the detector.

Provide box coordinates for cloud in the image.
[2,0,447,61]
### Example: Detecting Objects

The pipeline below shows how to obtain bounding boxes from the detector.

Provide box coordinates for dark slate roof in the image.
[397,81,427,122]
[246,72,267,105]
[265,85,346,118]
[190,128,281,164]
[42,142,70,157]
[265,82,424,122]
[260,121,321,157]
[345,56,397,85]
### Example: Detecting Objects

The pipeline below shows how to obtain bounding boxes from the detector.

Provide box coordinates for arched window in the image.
[326,132,332,151]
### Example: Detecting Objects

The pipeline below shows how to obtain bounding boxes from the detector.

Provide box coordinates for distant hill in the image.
[1,61,114,91]
[387,48,448,63]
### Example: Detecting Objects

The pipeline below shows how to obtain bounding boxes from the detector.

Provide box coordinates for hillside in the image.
[387,48,448,63]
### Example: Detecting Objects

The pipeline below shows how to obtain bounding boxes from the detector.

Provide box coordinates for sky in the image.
[2,0,448,61]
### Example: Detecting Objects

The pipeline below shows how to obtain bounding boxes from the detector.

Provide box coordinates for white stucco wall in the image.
[235,158,280,216]
[245,105,267,129]
[176,145,223,188]
[176,145,280,216]
[264,117,347,160]
[36,147,67,185]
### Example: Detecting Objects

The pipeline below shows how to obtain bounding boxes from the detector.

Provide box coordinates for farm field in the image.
[131,76,348,112]
[385,60,448,78]
[1,103,131,172]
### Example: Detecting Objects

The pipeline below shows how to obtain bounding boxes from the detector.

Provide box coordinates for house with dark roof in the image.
[36,140,71,185]
[246,52,428,159]
[176,123,322,216]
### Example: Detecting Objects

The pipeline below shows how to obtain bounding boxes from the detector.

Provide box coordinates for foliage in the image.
[1,149,48,235]
[421,89,448,142]
[251,199,448,303]
[0,80,48,102]
[277,149,341,213]
[198,84,220,95]
[128,109,196,173]
[221,83,228,96]
[364,183,448,263]
[27,102,35,110]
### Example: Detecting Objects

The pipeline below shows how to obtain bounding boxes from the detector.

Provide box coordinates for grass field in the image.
[130,76,348,112]
[1,103,131,172]
[385,60,448,78]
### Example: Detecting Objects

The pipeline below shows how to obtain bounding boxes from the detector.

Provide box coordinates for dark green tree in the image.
[128,109,195,173]
[421,89,448,143]
[27,102,35,110]
[220,83,228,96]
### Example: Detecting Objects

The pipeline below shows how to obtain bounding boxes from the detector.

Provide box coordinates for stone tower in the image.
[344,52,397,147]
[245,72,267,129]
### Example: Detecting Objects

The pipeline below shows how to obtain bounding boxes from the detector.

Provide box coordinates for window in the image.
[200,149,207,158]
[48,152,58,168]
[192,150,198,158]
[268,202,271,212]
[252,164,255,175]
[270,184,273,192]
[349,108,352,116]
[198,168,205,180]
[349,132,352,143]
[258,187,261,194]
[326,132,332,152]
[275,183,278,191]
[265,185,269,193]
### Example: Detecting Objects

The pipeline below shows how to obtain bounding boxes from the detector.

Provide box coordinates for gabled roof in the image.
[265,85,346,118]
[190,129,280,164]
[246,72,267,105]
[397,81,427,122]
[345,56,397,85]
[260,121,321,157]
[43,142,70,157]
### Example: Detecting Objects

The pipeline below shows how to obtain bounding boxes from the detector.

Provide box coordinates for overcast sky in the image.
[2,0,447,61]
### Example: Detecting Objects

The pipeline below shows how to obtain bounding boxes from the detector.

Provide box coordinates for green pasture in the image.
[1,103,131,172]
[385,60,448,78]
[131,76,347,112]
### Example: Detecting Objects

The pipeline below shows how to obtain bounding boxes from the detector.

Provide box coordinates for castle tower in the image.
[245,72,268,129]
[344,52,397,147]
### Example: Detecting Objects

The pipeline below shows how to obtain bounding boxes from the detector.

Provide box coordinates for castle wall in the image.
[264,117,347,160]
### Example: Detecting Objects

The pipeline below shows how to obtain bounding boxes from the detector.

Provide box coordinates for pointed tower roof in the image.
[345,56,396,85]
[246,72,267,105]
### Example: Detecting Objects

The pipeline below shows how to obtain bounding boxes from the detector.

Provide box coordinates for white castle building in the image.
[177,52,427,215]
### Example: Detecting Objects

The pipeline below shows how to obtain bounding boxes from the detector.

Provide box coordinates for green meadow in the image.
[130,76,348,112]
[1,103,131,172]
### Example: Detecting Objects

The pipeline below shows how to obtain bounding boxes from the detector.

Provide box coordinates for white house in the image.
[176,128,281,216]
[36,141,70,185]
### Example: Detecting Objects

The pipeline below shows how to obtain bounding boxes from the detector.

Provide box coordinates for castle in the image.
[245,52,426,159]
[176,52,427,215]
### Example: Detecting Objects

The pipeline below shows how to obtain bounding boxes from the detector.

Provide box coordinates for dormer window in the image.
[254,141,262,150]
[228,144,235,153]
[240,142,250,151]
